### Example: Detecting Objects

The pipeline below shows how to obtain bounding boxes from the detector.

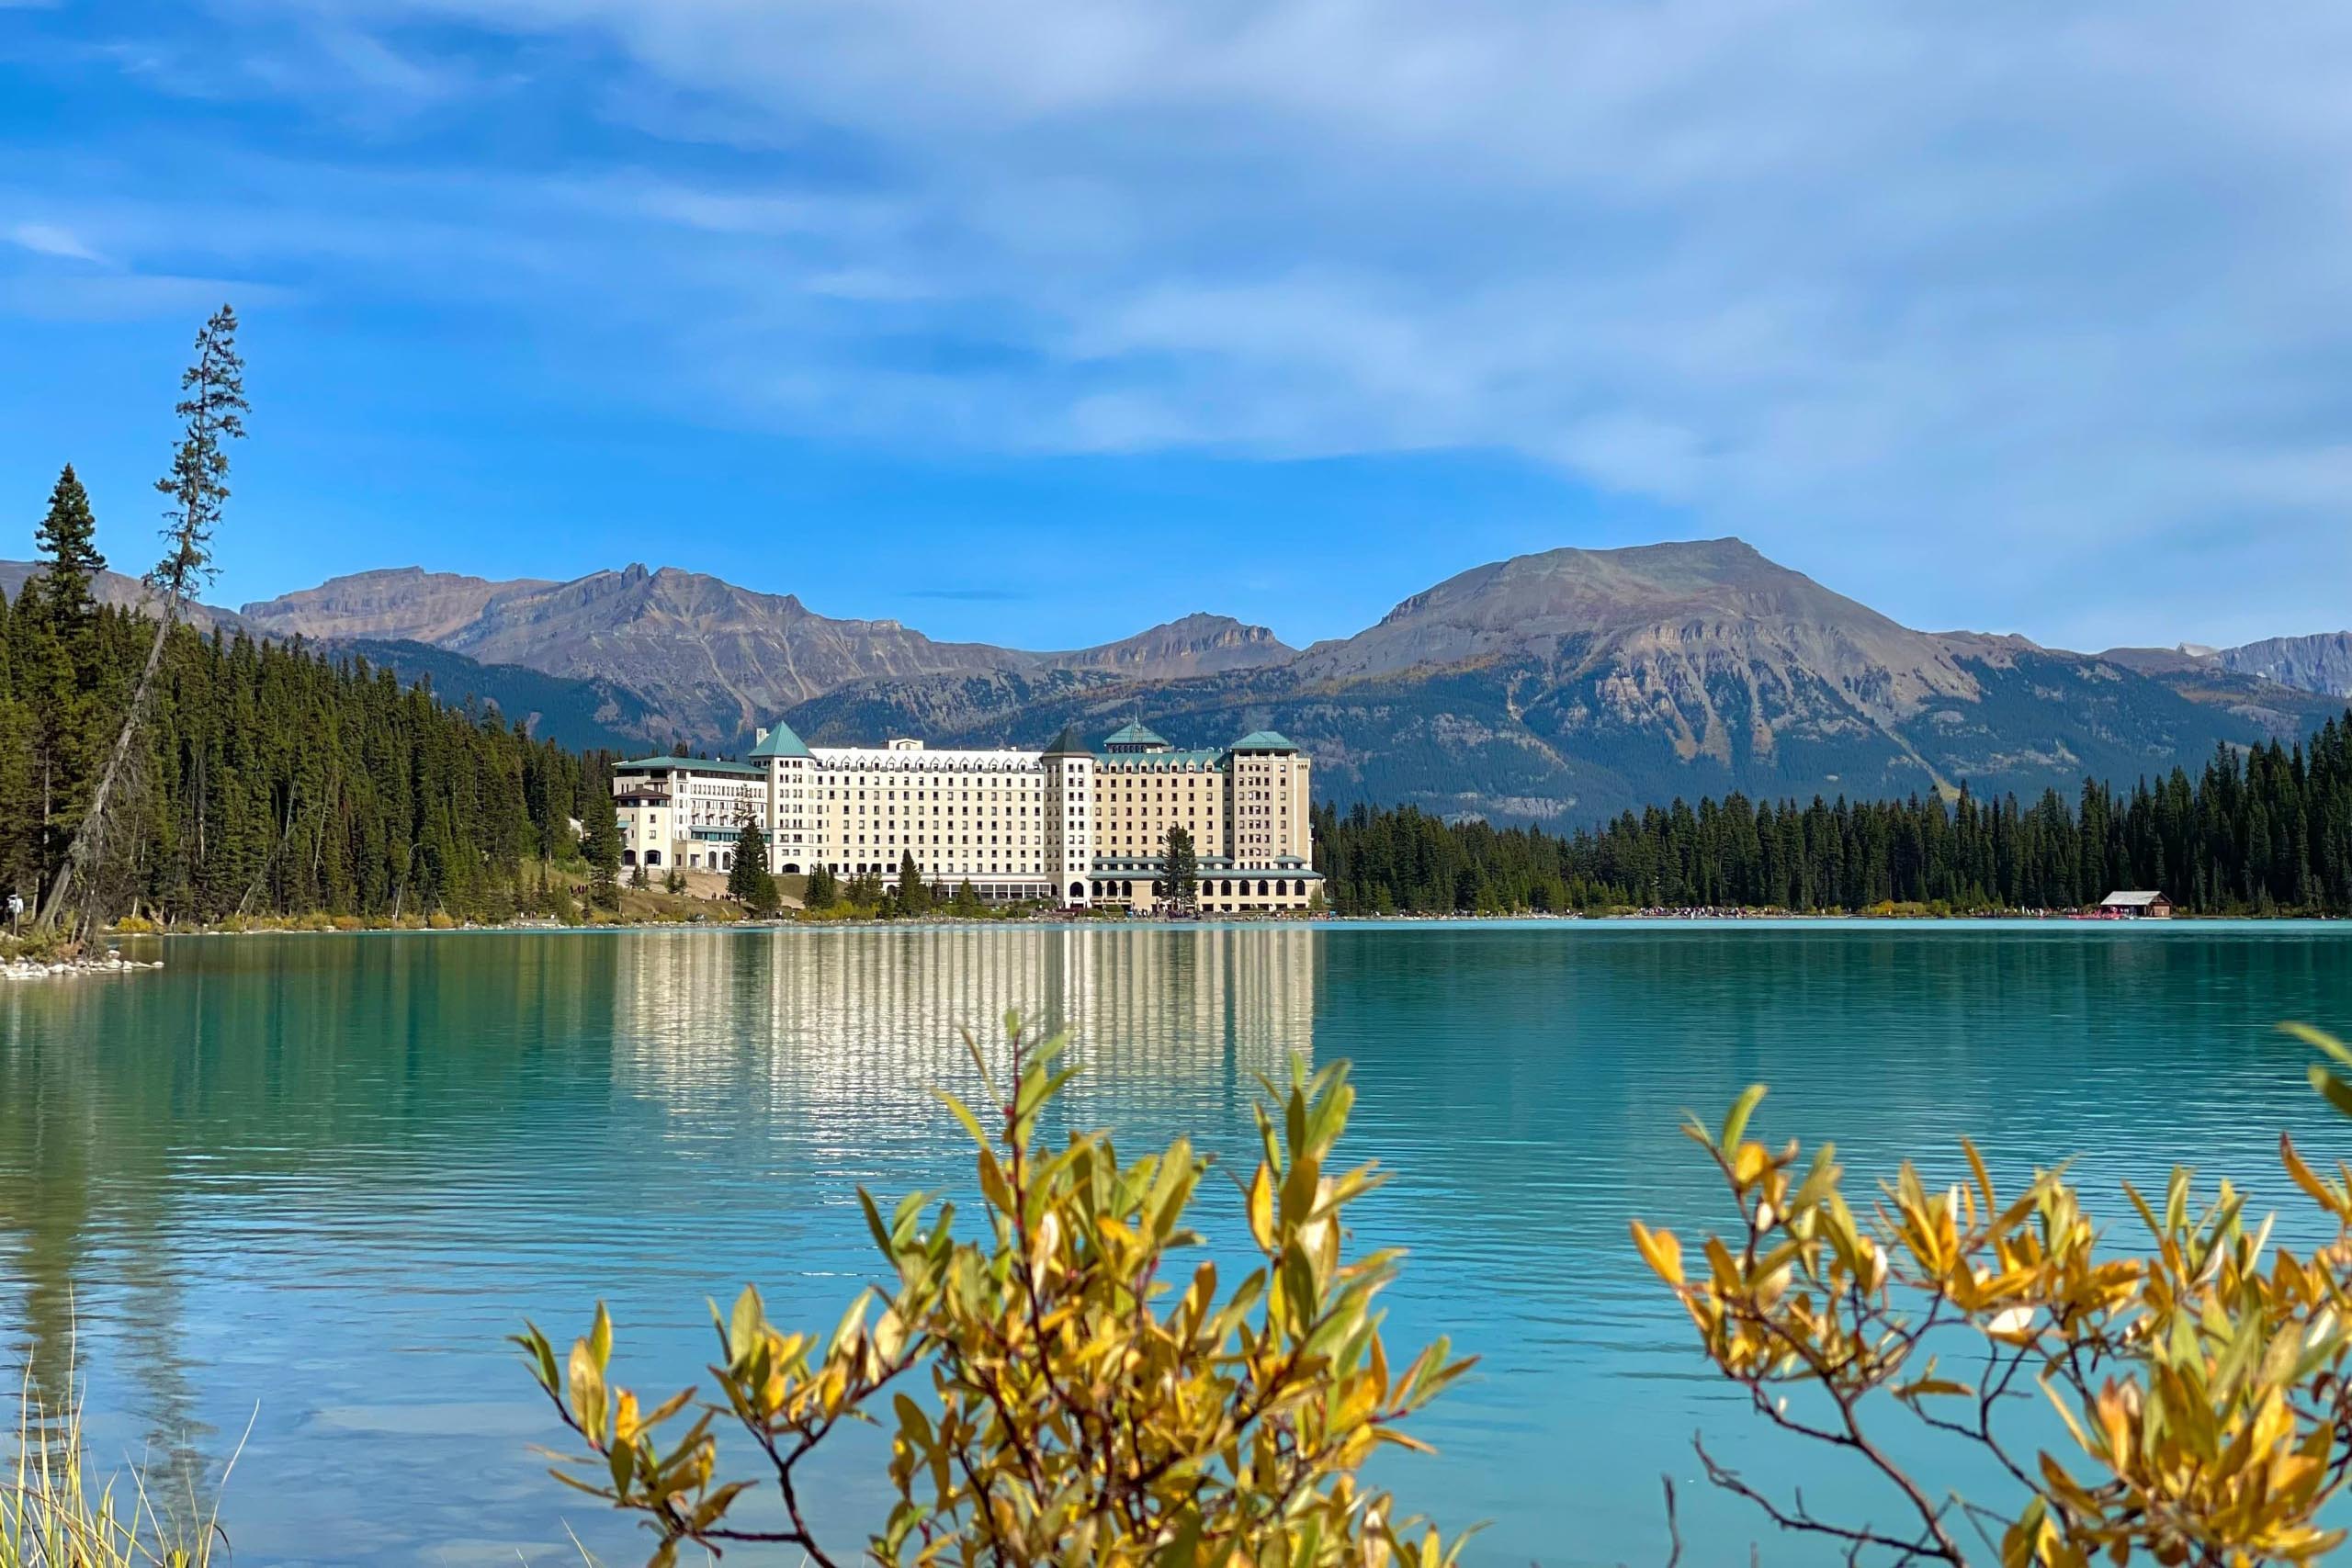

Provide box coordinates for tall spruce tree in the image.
[728,817,778,912]
[727,816,763,901]
[42,305,246,929]
[582,789,622,910]
[1162,824,1199,909]
[897,851,930,914]
[803,863,840,910]
[32,465,106,637]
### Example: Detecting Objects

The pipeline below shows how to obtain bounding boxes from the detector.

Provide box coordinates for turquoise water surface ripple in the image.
[2,921,2348,1565]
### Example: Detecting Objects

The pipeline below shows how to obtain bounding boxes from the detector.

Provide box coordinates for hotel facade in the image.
[612,720,1321,913]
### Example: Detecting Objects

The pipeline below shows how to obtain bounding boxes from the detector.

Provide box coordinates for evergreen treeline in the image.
[1,581,606,924]
[1314,718,2352,916]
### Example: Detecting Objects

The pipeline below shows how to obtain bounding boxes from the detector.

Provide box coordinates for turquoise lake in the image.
[4,922,2351,1565]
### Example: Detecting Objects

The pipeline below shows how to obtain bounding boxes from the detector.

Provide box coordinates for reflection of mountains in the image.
[612,927,1319,1139]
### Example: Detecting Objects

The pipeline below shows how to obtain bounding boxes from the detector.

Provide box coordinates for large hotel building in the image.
[612,720,1321,914]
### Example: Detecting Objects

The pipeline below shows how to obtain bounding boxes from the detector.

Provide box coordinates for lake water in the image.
[4,922,2351,1566]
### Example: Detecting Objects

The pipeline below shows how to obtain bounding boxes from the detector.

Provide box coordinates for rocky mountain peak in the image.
[242,566,550,645]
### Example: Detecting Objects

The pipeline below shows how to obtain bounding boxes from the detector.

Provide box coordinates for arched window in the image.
[622,850,637,866]
[782,863,801,874]
[1257,880,1269,897]
[1069,881,1085,899]
[1121,880,1134,897]
[646,851,662,866]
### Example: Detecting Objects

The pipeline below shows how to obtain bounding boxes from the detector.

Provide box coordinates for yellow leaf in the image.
[1629,1221,1685,1286]
[1248,1164,1275,1252]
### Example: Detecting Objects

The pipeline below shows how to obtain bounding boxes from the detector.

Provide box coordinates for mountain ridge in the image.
[8,541,2346,826]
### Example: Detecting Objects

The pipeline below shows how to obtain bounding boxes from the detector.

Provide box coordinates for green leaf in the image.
[1719,1084,1768,1154]
[933,1089,991,1150]
[859,1187,894,1257]
[587,1301,613,1371]
[828,1287,872,1357]
[729,1284,763,1365]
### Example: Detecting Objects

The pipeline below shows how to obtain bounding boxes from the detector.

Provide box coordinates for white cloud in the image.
[24,0,2352,643]
[8,220,109,265]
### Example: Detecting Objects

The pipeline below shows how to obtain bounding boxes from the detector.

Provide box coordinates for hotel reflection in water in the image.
[605,925,1320,1139]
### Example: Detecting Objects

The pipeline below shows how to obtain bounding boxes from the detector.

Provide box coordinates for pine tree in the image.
[1162,824,1199,909]
[897,851,930,914]
[582,788,622,910]
[727,817,780,915]
[31,465,106,638]
[804,863,839,910]
[952,879,983,917]
[729,817,769,902]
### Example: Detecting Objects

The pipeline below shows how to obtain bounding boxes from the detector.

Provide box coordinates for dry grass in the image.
[2,1362,235,1568]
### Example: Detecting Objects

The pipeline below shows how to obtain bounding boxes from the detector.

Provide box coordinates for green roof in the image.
[614,755,764,776]
[1102,721,1169,749]
[1041,723,1092,757]
[749,721,810,759]
[1229,730,1297,752]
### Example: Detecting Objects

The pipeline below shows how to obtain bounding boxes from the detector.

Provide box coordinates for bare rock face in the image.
[1039,613,1295,679]
[431,565,1025,740]
[1288,537,1983,767]
[2215,633,2352,699]
[155,536,2344,825]
[235,562,1300,741]
[1304,539,1974,707]
[241,567,553,645]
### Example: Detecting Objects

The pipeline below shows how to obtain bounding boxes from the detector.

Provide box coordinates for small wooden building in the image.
[2099,890,2175,919]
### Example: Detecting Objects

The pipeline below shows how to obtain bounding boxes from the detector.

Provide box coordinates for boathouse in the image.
[2098,890,2175,919]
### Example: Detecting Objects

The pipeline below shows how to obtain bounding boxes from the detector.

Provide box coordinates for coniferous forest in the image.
[0,583,605,924]
[1314,720,2352,917]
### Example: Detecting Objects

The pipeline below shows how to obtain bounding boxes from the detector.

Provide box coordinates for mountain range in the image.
[8,542,2346,825]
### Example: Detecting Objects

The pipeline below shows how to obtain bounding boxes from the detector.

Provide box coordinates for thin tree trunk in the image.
[38,592,179,929]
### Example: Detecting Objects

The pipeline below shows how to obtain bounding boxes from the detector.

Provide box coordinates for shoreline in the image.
[3,947,167,978]
[99,907,2348,943]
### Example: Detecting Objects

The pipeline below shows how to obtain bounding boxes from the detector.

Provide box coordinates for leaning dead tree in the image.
[39,304,246,931]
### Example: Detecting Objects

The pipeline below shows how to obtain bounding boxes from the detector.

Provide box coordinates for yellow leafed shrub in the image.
[1633,1023,2352,1567]
[518,1017,1475,1567]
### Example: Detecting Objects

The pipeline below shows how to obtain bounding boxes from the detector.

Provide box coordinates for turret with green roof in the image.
[1102,720,1170,753]
[749,720,810,760]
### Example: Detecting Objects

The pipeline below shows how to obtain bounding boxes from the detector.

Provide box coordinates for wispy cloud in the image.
[8,220,108,265]
[10,0,2352,645]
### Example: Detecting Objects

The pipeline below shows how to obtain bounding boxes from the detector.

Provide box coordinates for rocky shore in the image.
[2,948,164,979]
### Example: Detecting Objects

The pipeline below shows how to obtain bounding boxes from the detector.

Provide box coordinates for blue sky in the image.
[5,0,2350,651]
